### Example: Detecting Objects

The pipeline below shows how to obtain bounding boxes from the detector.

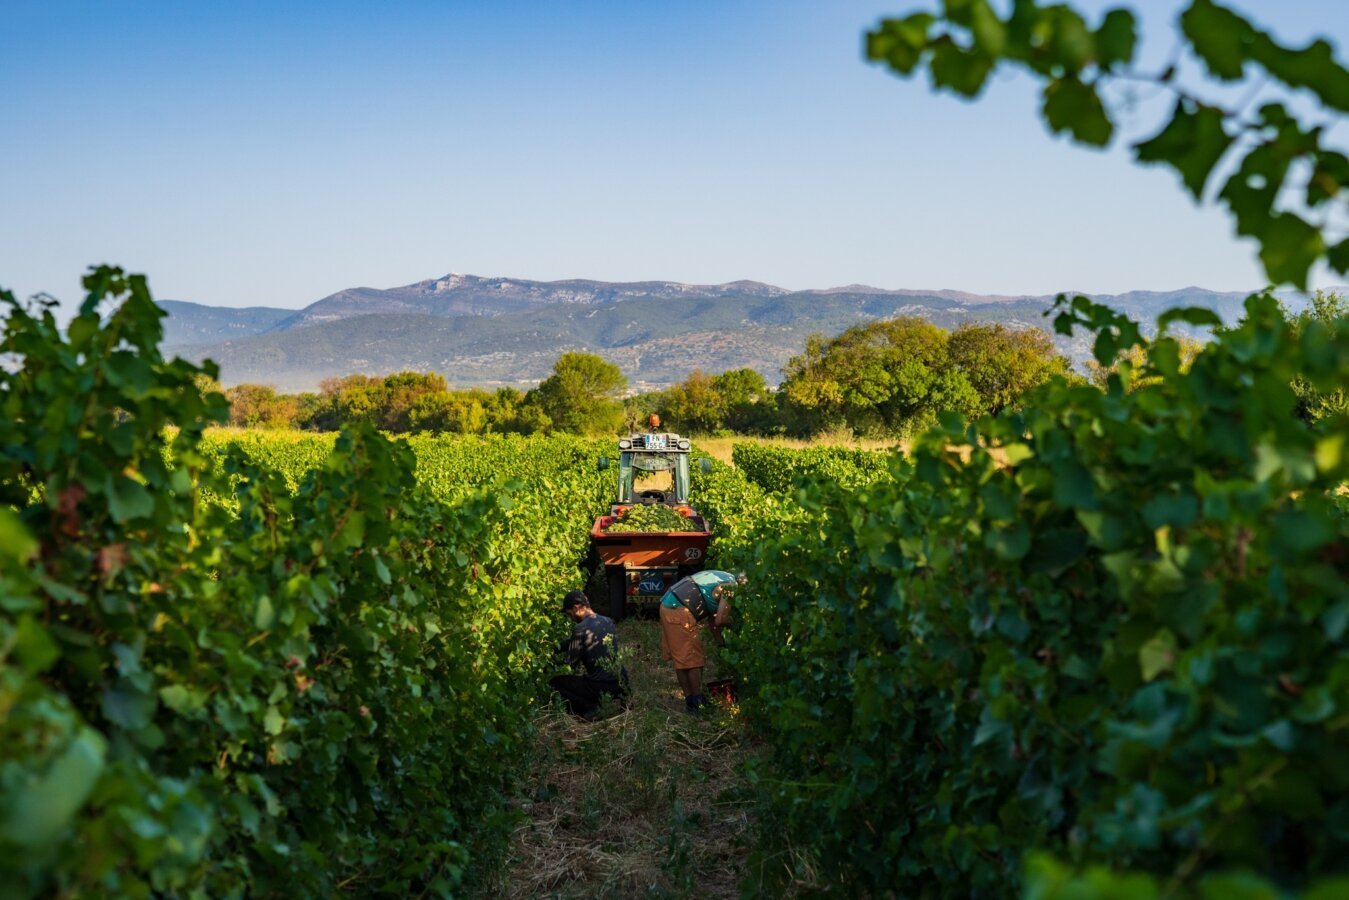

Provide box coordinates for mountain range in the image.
[159,273,1309,391]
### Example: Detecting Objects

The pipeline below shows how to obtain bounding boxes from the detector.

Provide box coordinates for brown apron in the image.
[659,604,705,669]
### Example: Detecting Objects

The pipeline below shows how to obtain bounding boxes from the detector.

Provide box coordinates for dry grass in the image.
[485,619,762,899]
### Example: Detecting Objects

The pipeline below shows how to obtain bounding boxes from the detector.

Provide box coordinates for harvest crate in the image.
[590,513,711,568]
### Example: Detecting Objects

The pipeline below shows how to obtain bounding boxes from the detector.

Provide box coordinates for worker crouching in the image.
[550,590,629,719]
[658,570,742,711]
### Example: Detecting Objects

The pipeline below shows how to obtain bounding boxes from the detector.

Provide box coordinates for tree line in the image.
[220,298,1342,438]
[221,318,1075,438]
[222,351,624,436]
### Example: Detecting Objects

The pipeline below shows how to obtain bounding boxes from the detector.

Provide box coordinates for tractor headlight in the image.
[678,440,690,450]
[618,439,632,449]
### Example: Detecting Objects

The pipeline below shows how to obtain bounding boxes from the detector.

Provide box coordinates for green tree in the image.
[947,323,1071,415]
[308,374,383,430]
[781,317,979,436]
[294,391,322,428]
[379,371,450,431]
[483,386,523,431]
[407,391,487,433]
[301,373,516,434]
[661,369,728,433]
[224,383,301,428]
[530,352,627,435]
[509,401,553,435]
[711,368,776,433]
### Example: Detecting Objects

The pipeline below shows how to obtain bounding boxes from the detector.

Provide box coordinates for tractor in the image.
[588,427,713,620]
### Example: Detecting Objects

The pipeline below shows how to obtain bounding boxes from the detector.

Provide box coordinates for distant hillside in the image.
[267,273,791,331]
[159,300,294,345]
[160,273,1313,391]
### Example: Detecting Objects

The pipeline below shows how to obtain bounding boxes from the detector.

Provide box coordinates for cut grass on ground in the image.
[487,618,760,899]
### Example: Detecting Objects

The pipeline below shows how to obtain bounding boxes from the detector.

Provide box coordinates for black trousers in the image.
[549,674,626,717]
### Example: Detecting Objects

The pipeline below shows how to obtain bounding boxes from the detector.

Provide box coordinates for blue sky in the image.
[1,1,1345,309]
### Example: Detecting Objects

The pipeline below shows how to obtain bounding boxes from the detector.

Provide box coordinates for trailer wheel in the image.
[606,567,628,622]
[583,559,607,611]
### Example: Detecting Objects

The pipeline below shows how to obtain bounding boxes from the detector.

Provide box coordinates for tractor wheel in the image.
[606,567,628,622]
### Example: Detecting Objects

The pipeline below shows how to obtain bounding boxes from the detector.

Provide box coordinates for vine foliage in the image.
[0,268,603,896]
[713,294,1349,895]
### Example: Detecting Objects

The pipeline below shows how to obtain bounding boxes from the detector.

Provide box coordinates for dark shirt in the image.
[562,614,626,686]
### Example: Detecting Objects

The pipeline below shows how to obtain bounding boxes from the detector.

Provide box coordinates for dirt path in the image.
[490,618,757,899]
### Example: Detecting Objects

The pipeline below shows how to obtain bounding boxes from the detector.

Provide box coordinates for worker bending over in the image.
[658,570,742,711]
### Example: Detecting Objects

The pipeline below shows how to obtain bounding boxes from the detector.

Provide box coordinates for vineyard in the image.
[730,443,893,494]
[0,271,614,895]
[702,296,1349,897]
[3,270,1349,898]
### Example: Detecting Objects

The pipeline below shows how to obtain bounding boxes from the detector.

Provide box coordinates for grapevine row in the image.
[706,296,1349,897]
[730,443,894,493]
[0,270,610,896]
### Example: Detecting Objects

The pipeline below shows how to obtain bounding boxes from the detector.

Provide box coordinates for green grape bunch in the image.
[602,503,703,533]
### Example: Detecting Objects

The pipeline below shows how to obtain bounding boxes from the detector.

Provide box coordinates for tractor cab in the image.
[609,432,693,506]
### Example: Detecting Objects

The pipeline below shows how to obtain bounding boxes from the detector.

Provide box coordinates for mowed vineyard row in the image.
[3,270,1349,897]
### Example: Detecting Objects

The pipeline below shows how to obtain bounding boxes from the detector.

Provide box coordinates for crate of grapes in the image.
[591,503,711,569]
